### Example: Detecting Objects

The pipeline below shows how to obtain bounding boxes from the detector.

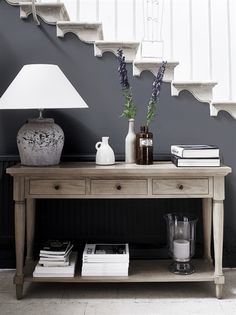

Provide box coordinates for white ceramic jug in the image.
[95,137,115,165]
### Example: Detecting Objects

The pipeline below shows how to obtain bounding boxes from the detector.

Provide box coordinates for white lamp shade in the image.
[0,64,89,110]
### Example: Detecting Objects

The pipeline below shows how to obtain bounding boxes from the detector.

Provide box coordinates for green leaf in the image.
[121,88,136,119]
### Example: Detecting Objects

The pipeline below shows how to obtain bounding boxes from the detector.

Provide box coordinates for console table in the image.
[6,162,231,299]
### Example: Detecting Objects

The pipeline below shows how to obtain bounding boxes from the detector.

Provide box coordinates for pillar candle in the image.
[173,239,190,261]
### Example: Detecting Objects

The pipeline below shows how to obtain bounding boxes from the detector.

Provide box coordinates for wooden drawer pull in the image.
[116,184,122,191]
[54,185,60,190]
[177,184,184,190]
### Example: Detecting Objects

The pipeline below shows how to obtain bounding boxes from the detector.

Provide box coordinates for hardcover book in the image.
[40,244,73,259]
[83,244,129,263]
[171,145,219,158]
[171,155,220,167]
[40,241,71,256]
[81,262,129,276]
[33,252,77,277]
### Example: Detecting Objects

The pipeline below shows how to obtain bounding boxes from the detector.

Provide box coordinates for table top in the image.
[6,162,232,177]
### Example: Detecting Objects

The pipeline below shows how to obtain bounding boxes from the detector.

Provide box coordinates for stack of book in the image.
[81,243,129,277]
[171,145,220,167]
[33,240,77,277]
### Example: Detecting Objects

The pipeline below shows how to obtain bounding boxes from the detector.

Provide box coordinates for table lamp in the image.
[0,64,88,166]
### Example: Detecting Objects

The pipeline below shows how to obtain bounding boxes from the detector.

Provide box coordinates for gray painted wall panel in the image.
[0,1,235,266]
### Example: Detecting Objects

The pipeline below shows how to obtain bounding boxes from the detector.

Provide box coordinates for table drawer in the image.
[29,180,86,195]
[152,178,209,195]
[91,179,148,195]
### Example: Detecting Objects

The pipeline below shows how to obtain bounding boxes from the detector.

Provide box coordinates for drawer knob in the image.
[54,185,60,190]
[116,184,122,191]
[177,184,184,190]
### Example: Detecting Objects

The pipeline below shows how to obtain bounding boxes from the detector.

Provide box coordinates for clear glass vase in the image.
[164,213,198,275]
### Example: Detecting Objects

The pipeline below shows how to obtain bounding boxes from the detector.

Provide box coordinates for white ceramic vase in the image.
[95,136,115,165]
[125,119,136,163]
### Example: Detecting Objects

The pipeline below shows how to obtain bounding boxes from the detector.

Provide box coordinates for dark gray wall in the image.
[1,1,236,265]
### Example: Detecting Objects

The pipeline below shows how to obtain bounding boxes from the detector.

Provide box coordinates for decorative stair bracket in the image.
[210,101,236,119]
[133,60,179,82]
[171,81,217,103]
[5,0,28,5]
[20,2,70,25]
[94,41,140,63]
[57,22,103,43]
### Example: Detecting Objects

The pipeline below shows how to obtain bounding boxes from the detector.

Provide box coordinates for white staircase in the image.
[5,0,236,119]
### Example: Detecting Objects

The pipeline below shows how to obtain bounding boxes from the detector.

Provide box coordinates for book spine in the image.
[171,146,183,158]
[171,155,178,166]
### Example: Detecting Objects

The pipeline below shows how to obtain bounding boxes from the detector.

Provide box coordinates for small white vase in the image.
[95,136,115,165]
[125,119,136,163]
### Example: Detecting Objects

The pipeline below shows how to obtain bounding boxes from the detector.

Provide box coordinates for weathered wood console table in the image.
[7,162,231,299]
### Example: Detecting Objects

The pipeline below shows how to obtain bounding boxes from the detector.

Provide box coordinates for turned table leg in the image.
[13,177,26,300]
[213,199,224,299]
[212,176,225,299]
[26,199,36,263]
[14,200,26,299]
[202,198,212,262]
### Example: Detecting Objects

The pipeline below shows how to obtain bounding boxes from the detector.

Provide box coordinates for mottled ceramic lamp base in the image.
[17,118,64,166]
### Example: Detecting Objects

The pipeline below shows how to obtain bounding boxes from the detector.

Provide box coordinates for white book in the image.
[40,245,73,259]
[39,261,70,267]
[82,262,129,269]
[171,145,219,158]
[39,255,70,262]
[32,273,75,278]
[171,155,220,167]
[81,270,128,277]
[83,244,129,263]
[40,240,71,255]
[33,252,77,276]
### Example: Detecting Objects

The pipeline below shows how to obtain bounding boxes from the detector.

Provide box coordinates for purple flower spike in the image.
[117,48,136,119]
[147,61,167,126]
[117,48,130,90]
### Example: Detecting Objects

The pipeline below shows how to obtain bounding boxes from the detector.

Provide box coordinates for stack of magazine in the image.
[171,145,220,167]
[33,240,77,277]
[81,243,129,276]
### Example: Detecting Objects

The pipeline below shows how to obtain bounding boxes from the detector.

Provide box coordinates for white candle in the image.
[173,239,190,261]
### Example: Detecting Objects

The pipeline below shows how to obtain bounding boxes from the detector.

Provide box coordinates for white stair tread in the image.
[95,40,140,46]
[57,21,102,28]
[172,80,217,86]
[212,100,236,105]
[134,59,179,65]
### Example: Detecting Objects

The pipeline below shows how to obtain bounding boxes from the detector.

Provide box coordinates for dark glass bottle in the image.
[136,126,153,165]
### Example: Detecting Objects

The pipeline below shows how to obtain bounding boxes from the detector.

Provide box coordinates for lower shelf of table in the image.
[24,259,215,283]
